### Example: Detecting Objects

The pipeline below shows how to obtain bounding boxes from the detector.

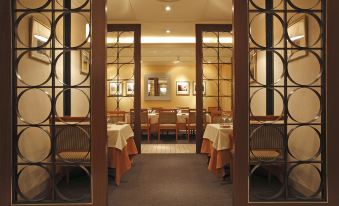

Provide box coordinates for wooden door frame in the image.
[106,24,142,153]
[0,0,108,205]
[195,24,233,153]
[233,0,339,205]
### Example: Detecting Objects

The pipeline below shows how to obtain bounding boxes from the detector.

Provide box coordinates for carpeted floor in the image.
[108,154,233,206]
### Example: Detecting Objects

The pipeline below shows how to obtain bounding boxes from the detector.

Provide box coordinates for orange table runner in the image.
[107,137,138,185]
[201,138,232,177]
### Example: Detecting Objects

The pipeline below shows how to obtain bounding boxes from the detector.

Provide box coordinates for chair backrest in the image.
[150,107,162,113]
[211,111,223,123]
[178,107,190,113]
[159,109,177,124]
[208,107,220,113]
[107,110,126,123]
[130,109,148,125]
[249,124,284,151]
[54,117,90,153]
[188,109,207,124]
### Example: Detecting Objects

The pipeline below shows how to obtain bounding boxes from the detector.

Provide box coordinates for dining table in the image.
[107,123,138,185]
[201,123,233,177]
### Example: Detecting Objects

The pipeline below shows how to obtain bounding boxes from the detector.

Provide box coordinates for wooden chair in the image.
[208,107,223,123]
[130,109,151,141]
[107,110,126,124]
[150,107,162,114]
[157,109,178,142]
[187,109,207,141]
[178,107,190,113]
[54,116,91,183]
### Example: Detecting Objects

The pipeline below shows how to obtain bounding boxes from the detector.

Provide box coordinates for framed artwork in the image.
[80,51,90,75]
[126,81,134,96]
[193,81,206,96]
[250,52,257,84]
[288,15,308,62]
[176,81,190,96]
[109,81,123,96]
[30,17,51,64]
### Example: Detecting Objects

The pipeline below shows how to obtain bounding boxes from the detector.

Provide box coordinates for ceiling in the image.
[107,0,233,65]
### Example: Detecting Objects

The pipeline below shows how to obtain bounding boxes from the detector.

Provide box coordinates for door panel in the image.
[233,0,339,205]
[195,24,233,153]
[106,24,142,153]
[9,0,107,205]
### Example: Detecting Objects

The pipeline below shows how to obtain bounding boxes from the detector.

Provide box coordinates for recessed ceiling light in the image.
[165,5,171,11]
[165,29,171,34]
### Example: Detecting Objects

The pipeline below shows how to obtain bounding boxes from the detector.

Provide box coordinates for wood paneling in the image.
[0,0,12,205]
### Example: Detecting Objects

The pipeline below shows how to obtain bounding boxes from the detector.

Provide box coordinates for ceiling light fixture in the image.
[165,5,171,11]
[165,29,171,34]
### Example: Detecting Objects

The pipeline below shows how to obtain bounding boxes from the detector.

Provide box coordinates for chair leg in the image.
[147,128,150,142]
[187,127,190,142]
[158,127,160,142]
[176,127,178,142]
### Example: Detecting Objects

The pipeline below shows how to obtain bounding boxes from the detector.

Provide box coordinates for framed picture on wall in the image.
[250,52,257,84]
[126,81,134,96]
[193,81,206,96]
[109,81,123,96]
[30,17,51,64]
[80,51,90,75]
[288,15,308,62]
[176,81,190,96]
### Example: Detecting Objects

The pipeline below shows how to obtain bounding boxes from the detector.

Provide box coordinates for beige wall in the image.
[106,63,232,112]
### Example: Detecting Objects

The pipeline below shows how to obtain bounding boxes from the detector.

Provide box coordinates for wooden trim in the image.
[91,0,108,205]
[327,0,339,205]
[0,0,12,205]
[233,0,249,205]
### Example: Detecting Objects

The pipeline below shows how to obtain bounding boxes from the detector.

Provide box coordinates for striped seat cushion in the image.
[250,150,281,161]
[57,152,91,162]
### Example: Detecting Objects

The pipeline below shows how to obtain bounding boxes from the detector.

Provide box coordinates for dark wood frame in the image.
[107,24,142,153]
[195,24,233,153]
[233,0,339,205]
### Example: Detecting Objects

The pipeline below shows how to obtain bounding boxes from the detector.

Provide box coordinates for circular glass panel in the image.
[17,88,52,124]
[287,51,322,86]
[17,51,52,87]
[250,13,284,47]
[16,13,52,48]
[288,126,321,161]
[18,127,51,162]
[288,163,322,199]
[55,13,90,48]
[287,88,321,123]
[17,165,51,201]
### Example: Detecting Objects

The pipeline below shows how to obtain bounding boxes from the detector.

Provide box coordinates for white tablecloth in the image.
[107,124,134,150]
[203,124,233,151]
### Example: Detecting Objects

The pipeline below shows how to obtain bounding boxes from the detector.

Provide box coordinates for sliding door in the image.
[106,24,142,153]
[233,0,339,205]
[0,0,107,205]
[195,24,233,153]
